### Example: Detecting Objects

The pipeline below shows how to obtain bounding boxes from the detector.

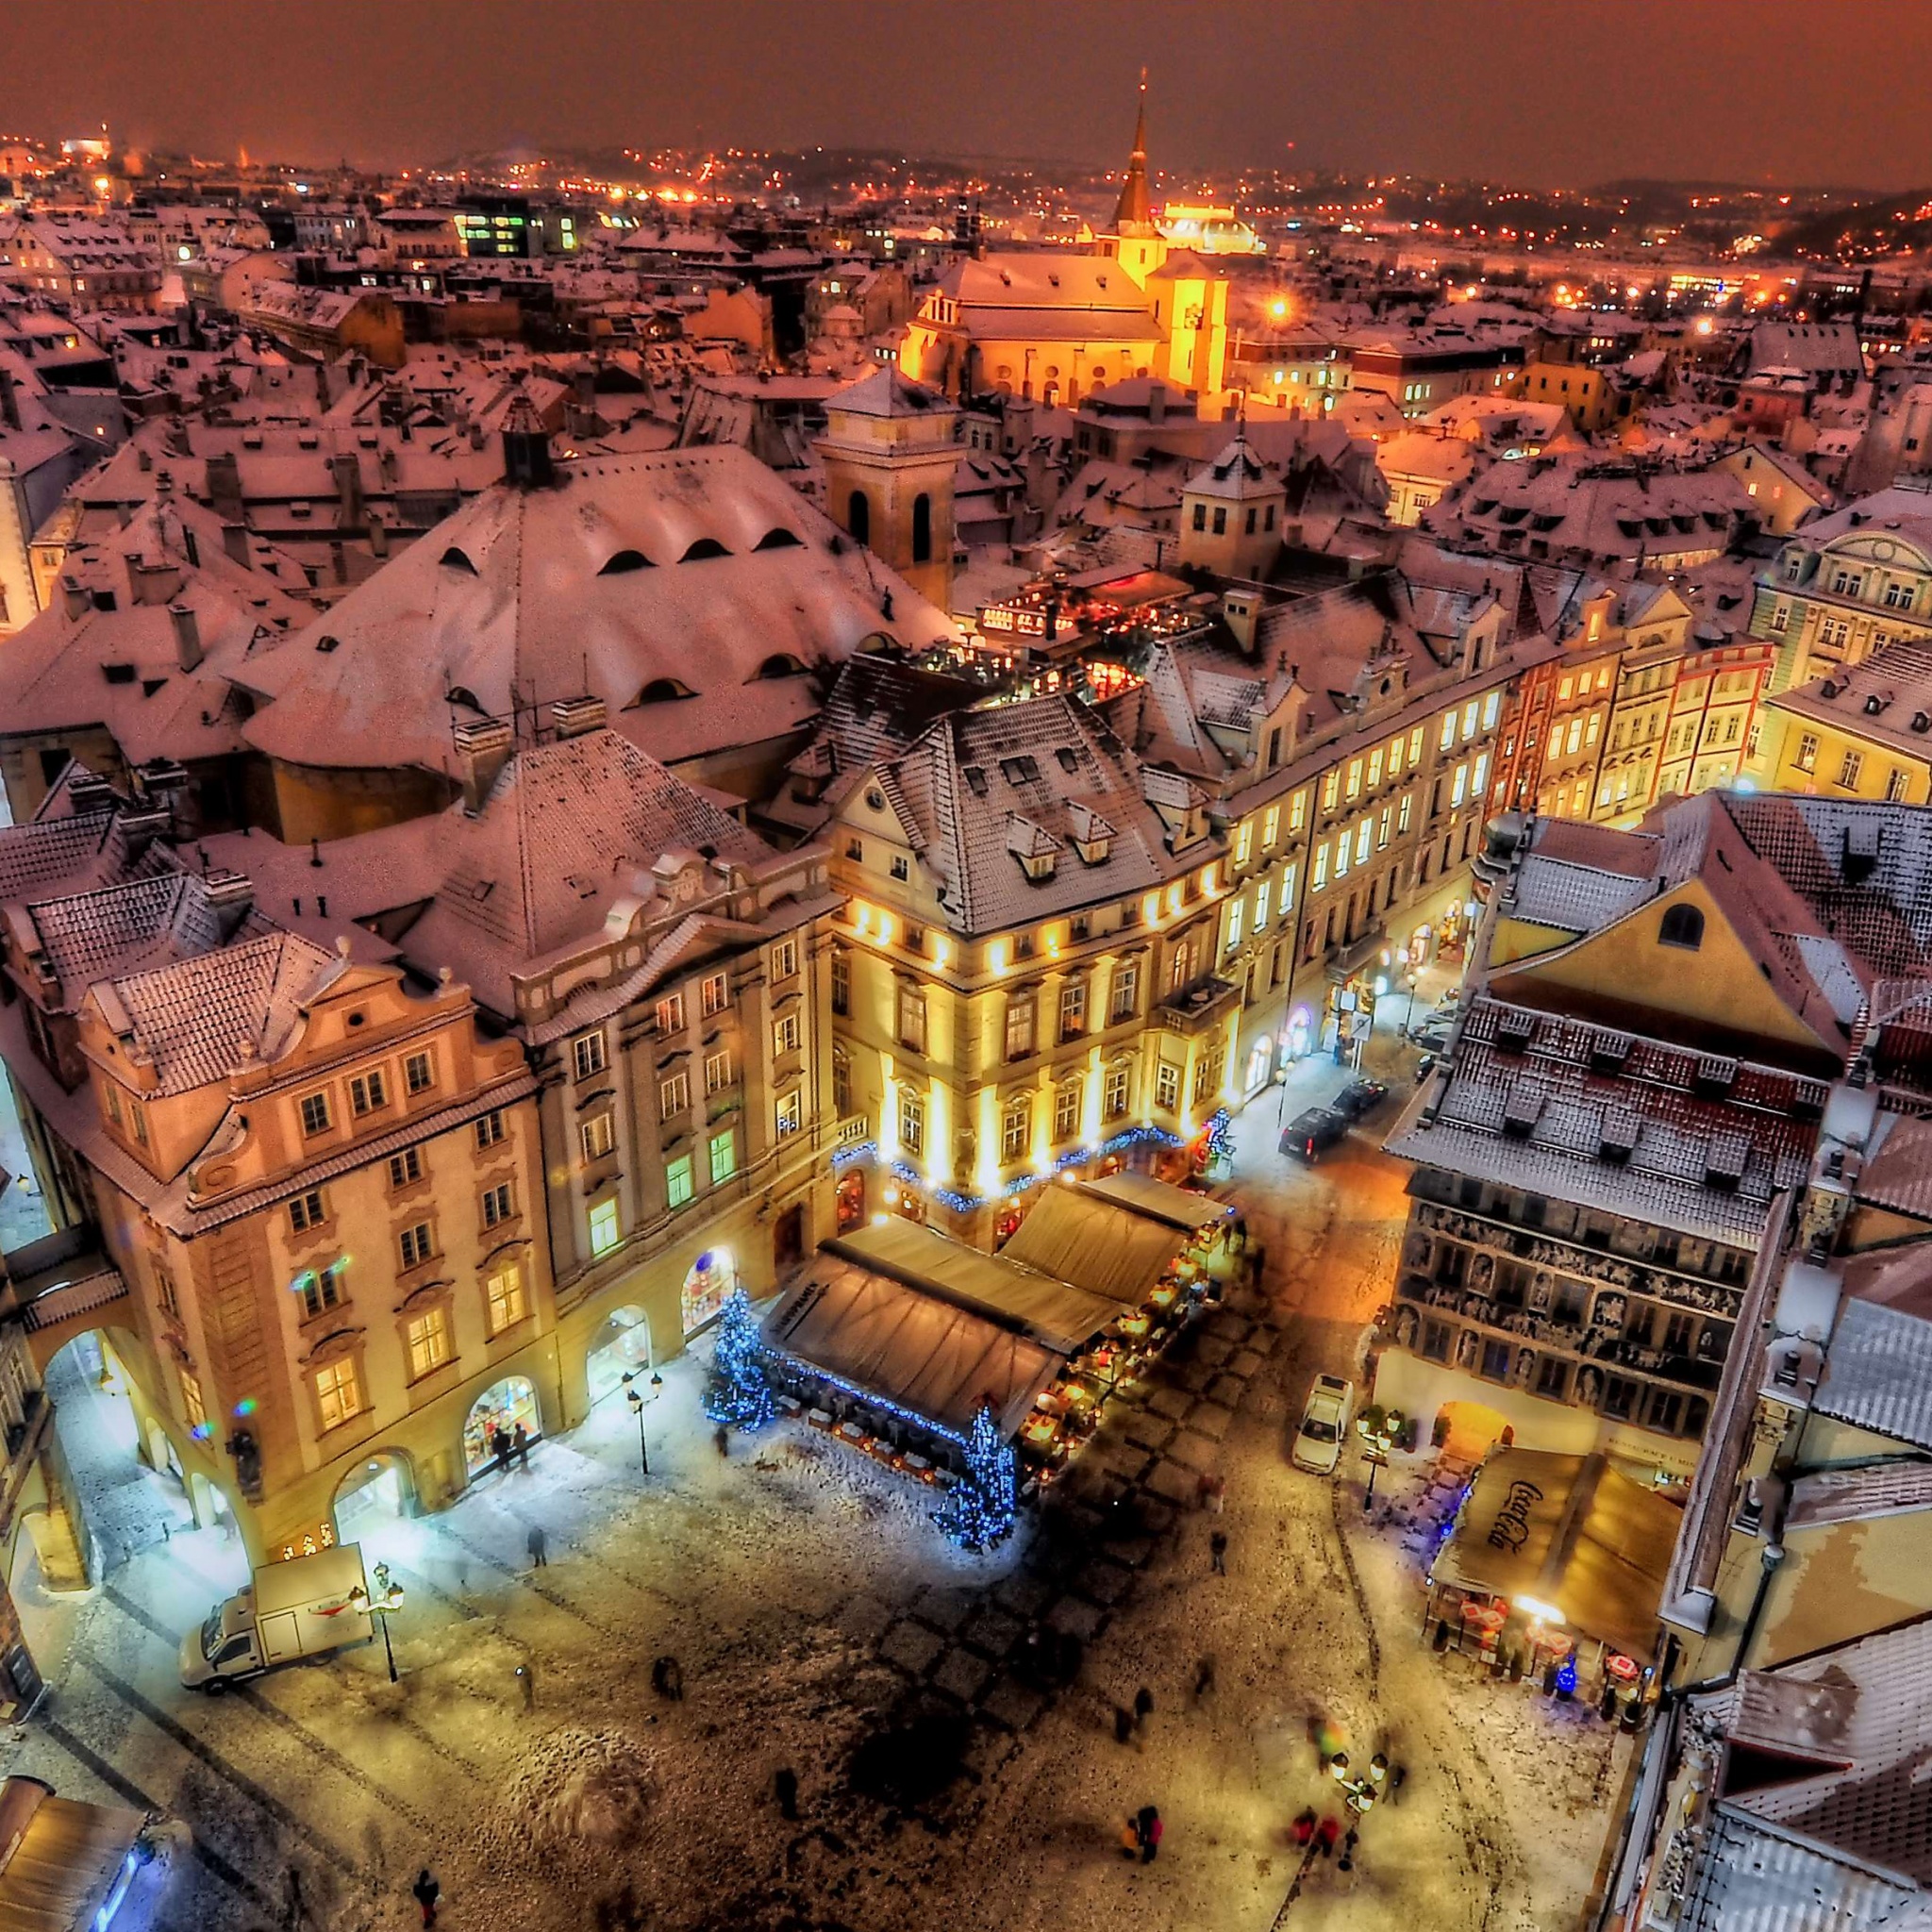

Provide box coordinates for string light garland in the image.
[841,1126,1186,1216]
[936,1401,1017,1552]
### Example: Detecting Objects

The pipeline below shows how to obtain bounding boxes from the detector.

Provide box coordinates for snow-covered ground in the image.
[7,1029,1629,1932]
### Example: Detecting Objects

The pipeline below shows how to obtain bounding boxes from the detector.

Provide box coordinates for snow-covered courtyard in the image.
[5,1069,1632,1932]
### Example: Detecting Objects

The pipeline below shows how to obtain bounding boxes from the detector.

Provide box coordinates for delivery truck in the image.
[179,1544,374,1691]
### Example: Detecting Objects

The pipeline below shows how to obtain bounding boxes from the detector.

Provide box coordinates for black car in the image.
[1331,1077,1390,1122]
[1280,1107,1348,1163]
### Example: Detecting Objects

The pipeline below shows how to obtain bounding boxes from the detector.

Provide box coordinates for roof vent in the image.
[1599,1107,1641,1164]
[1820,679,1839,699]
[1705,1130,1750,1191]
[1501,1079,1545,1139]
[551,695,608,740]
[1495,1008,1537,1055]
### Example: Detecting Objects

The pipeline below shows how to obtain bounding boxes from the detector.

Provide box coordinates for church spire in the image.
[1111,68,1155,237]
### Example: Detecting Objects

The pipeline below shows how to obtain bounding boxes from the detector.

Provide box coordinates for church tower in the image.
[1098,72,1169,291]
[814,368,959,611]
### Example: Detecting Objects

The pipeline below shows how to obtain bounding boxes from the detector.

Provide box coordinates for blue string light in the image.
[936,1401,1017,1551]
[841,1127,1187,1216]
[1555,1651,1578,1697]
[764,1346,967,1446]
[832,1140,876,1172]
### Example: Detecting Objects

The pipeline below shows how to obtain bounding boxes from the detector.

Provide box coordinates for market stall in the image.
[1424,1447,1682,1718]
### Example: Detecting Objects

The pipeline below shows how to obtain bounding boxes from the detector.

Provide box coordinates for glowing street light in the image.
[349,1562,405,1681]
[624,1369,664,1474]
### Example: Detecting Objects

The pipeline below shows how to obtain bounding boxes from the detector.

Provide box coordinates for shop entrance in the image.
[680,1251,736,1338]
[773,1204,806,1277]
[586,1307,652,1407]
[835,1170,867,1234]
[463,1376,541,1476]
[333,1453,417,1550]
[1436,1398,1511,1461]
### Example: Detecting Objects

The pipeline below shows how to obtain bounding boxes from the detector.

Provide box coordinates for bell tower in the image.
[1097,71,1169,291]
[814,369,959,611]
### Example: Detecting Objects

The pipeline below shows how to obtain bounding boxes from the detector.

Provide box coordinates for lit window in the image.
[899,1090,924,1155]
[1109,964,1139,1023]
[1346,758,1363,800]
[1005,999,1036,1059]
[1234,823,1253,866]
[1001,1097,1030,1160]
[776,1090,802,1137]
[573,1031,607,1080]
[654,993,685,1035]
[1838,749,1863,789]
[580,1112,615,1161]
[1261,805,1280,848]
[314,1358,361,1432]
[1226,900,1244,953]
[772,939,798,980]
[1059,981,1087,1040]
[406,1307,452,1379]
[665,1156,693,1208]
[774,1010,803,1056]
[486,1260,528,1332]
[1104,1067,1130,1120]
[700,971,728,1017]
[708,1127,737,1186]
[180,1369,206,1430]
[1053,1079,1080,1141]
[1155,1061,1180,1111]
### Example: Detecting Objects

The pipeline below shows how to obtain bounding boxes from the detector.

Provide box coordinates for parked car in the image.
[1409,1015,1456,1055]
[1280,1108,1347,1163]
[1292,1374,1355,1474]
[1331,1077,1389,1122]
[181,1544,374,1691]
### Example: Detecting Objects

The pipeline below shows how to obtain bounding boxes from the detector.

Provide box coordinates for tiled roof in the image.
[102,930,337,1094]
[234,446,955,777]
[1812,1292,1932,1453]
[1387,994,1820,1244]
[1785,1462,1932,1533]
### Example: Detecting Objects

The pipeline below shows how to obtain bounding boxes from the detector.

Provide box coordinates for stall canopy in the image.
[764,1250,1065,1441]
[1078,1171,1227,1232]
[999,1184,1188,1304]
[0,1776,144,1932]
[1432,1448,1683,1657]
[827,1218,1132,1353]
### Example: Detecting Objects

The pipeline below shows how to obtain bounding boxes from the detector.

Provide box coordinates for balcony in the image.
[1153,974,1241,1038]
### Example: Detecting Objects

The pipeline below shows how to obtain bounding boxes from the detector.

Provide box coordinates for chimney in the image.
[60,576,89,621]
[366,512,389,558]
[1149,382,1166,426]
[67,773,117,815]
[1223,586,1261,655]
[169,602,203,672]
[550,694,607,741]
[205,449,242,514]
[221,521,249,567]
[0,366,18,432]
[200,868,255,939]
[574,363,597,416]
[330,452,364,528]
[453,716,514,813]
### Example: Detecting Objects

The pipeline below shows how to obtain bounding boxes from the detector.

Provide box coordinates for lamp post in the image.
[1357,1409,1399,1508]
[351,1566,405,1682]
[624,1370,663,1475]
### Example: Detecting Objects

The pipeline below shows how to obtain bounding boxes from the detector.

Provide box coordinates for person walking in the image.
[1112,1704,1134,1746]
[774,1767,798,1821]
[1316,1815,1341,1859]
[515,1661,534,1712]
[651,1655,684,1700]
[1132,1685,1155,1731]
[526,1523,547,1569]
[1193,1654,1217,1702]
[1137,1806,1163,1863]
[714,1424,730,1458]
[1210,1529,1228,1574]
[410,1869,440,1927]
[512,1421,530,1471]
[1291,1807,1317,1850]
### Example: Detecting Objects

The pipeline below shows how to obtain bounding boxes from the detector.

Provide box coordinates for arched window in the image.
[911,492,932,565]
[440,546,479,575]
[678,538,731,562]
[1658,904,1705,950]
[635,677,694,704]
[847,490,871,548]
[752,527,802,551]
[598,548,653,575]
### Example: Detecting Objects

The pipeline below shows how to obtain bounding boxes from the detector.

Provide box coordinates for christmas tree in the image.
[704,1289,774,1433]
[937,1401,1016,1552]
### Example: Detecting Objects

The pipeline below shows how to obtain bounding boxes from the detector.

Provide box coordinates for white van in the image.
[180,1544,373,1692]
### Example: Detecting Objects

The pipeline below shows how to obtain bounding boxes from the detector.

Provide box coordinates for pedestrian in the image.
[714,1424,730,1458]
[774,1766,798,1821]
[1339,1824,1358,1874]
[1193,1654,1217,1702]
[1291,1807,1316,1848]
[1205,1473,1225,1515]
[1391,1763,1407,1805]
[1112,1704,1134,1746]
[1210,1528,1228,1574]
[493,1425,512,1477]
[1133,1685,1155,1729]
[526,1523,547,1568]
[651,1655,683,1700]
[1118,1815,1141,1859]
[1138,1805,1163,1863]
[283,1867,305,1930]
[1194,1469,1215,1512]
[484,1422,500,1469]
[1316,1815,1340,1858]
[513,1421,530,1471]
[410,1869,440,1927]
[515,1661,534,1711]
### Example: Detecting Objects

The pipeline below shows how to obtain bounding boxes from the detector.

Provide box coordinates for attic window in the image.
[1599,1108,1641,1164]
[1501,1081,1545,1139]
[103,662,137,684]
[753,527,803,551]
[999,755,1041,785]
[446,686,483,711]
[315,635,341,654]
[1657,904,1704,950]
[598,548,653,574]
[679,538,731,562]
[440,546,479,574]
[963,766,989,797]
[1056,747,1079,773]
[756,653,807,678]
[1705,1132,1750,1191]
[635,677,694,703]
[1495,1009,1536,1054]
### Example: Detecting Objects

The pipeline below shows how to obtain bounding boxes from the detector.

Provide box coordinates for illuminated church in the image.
[898,78,1230,412]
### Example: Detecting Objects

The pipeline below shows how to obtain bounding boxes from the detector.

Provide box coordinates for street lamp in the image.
[1357,1409,1399,1507]
[624,1370,663,1474]
[350,1564,405,1682]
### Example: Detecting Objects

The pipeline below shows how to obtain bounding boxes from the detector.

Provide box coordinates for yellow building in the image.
[824,690,1233,1245]
[1758,637,1932,805]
